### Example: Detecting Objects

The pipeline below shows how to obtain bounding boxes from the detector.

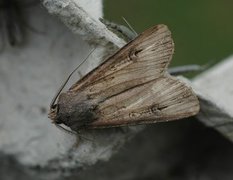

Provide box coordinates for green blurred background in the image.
[104,0,233,66]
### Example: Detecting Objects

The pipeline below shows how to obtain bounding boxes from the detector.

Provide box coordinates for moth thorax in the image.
[55,92,99,131]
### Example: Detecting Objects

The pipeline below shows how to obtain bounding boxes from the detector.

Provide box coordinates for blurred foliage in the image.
[104,0,233,67]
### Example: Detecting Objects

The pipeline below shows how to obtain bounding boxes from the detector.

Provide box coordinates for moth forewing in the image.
[49,24,200,132]
[69,25,174,94]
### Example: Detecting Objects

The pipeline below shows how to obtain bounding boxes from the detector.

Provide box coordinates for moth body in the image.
[49,92,99,131]
[49,24,200,133]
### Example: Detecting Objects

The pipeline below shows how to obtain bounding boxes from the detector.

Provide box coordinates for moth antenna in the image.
[54,123,77,135]
[122,17,138,36]
[55,123,93,141]
[77,133,94,142]
[50,48,96,108]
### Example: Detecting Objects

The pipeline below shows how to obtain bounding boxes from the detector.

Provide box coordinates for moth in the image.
[49,24,200,133]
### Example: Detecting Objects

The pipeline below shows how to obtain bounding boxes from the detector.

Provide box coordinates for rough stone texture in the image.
[0,0,111,172]
[0,1,141,178]
[43,0,125,50]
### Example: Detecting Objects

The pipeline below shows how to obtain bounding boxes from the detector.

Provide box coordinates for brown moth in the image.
[48,24,200,133]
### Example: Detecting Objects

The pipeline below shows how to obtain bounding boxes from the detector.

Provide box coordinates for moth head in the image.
[48,103,78,134]
[48,103,69,125]
[48,104,59,124]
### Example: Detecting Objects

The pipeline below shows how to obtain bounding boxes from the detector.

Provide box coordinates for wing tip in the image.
[143,24,170,35]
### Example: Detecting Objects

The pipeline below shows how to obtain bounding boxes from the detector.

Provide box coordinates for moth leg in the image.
[78,132,94,142]
[54,123,77,135]
[72,133,94,149]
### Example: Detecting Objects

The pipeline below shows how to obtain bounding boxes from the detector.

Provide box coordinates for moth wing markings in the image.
[69,25,174,100]
[88,76,199,128]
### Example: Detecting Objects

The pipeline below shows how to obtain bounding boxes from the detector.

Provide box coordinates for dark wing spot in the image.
[151,104,167,114]
[128,48,143,61]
